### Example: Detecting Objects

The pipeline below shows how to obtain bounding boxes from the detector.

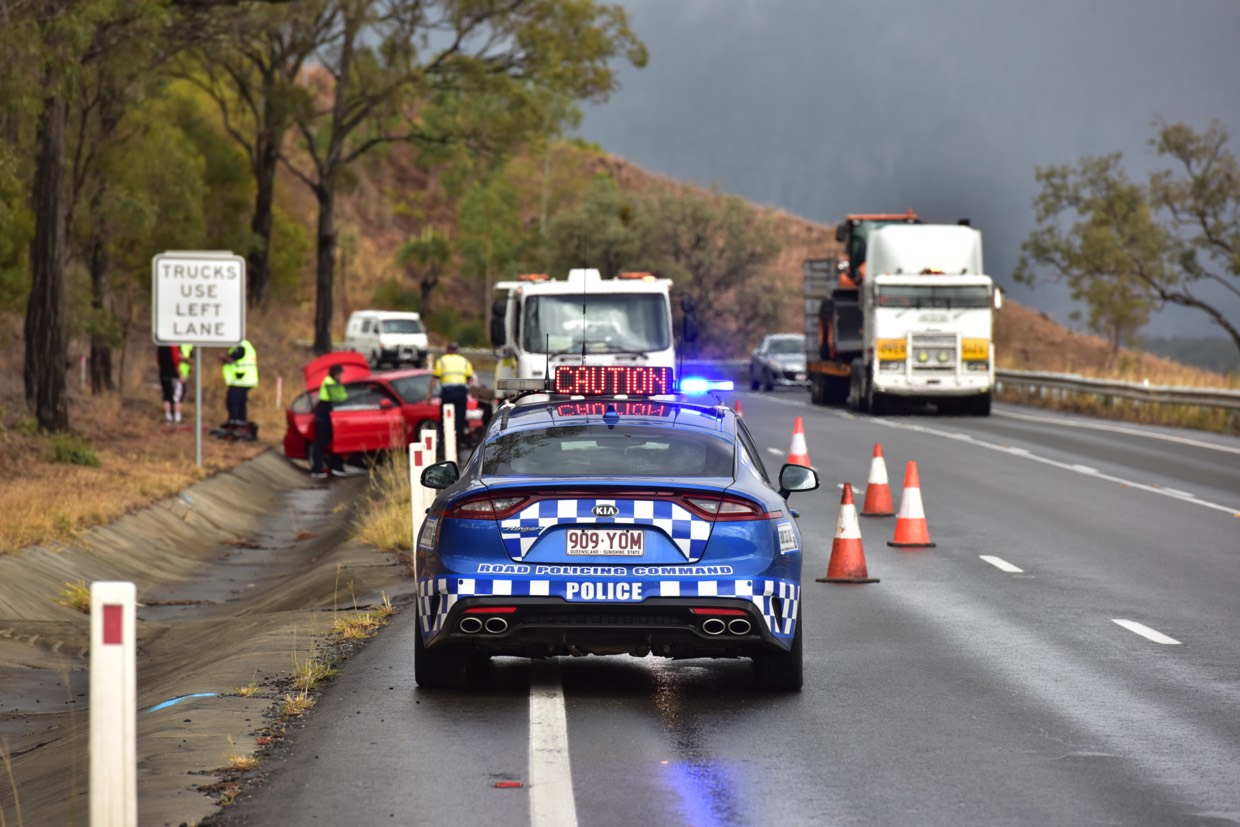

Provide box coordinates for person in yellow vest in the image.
[219,339,259,428]
[311,363,349,479]
[426,342,475,448]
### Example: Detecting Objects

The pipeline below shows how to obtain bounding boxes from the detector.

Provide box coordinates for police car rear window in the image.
[482,425,733,478]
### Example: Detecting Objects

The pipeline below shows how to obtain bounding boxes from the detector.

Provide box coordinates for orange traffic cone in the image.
[734,399,743,418]
[861,443,895,517]
[816,484,879,584]
[787,416,812,467]
[888,461,936,548]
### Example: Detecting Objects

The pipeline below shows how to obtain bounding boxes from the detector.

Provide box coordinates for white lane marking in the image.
[529,661,577,827]
[766,447,784,456]
[1112,619,1182,645]
[979,555,1024,573]
[995,408,1240,456]
[856,417,1240,516]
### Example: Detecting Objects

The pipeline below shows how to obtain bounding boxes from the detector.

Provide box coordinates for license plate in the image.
[566,528,644,556]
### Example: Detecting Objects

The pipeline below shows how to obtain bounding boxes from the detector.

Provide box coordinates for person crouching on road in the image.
[311,363,348,479]
[427,342,475,449]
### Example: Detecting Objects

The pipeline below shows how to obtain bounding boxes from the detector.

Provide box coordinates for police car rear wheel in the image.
[753,620,803,691]
[414,627,467,689]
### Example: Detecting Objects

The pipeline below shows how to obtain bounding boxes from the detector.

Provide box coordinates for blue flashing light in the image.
[679,377,735,395]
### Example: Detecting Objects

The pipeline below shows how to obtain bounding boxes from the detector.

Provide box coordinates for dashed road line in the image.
[979,555,1024,573]
[1112,619,1182,645]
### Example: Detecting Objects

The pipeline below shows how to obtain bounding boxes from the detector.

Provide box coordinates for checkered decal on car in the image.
[416,576,800,638]
[499,499,712,561]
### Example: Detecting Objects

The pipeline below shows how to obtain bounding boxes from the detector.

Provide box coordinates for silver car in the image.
[749,334,809,391]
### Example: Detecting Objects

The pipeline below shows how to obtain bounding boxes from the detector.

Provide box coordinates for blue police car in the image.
[413,366,819,690]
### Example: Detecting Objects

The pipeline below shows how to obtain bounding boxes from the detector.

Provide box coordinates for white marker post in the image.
[443,403,457,464]
[90,581,137,827]
[409,443,430,564]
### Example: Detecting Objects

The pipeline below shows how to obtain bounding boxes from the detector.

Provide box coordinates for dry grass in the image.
[278,691,316,718]
[53,580,91,613]
[332,592,395,641]
[354,449,414,552]
[0,303,314,555]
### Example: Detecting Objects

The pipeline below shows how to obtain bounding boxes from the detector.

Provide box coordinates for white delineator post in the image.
[409,443,430,568]
[443,403,457,464]
[90,581,137,827]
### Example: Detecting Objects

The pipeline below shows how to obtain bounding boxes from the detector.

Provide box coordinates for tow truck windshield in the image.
[522,294,671,354]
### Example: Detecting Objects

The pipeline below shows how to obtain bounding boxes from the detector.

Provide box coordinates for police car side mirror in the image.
[421,461,459,490]
[777,463,819,499]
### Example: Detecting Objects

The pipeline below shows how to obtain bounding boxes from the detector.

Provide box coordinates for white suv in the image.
[344,310,429,368]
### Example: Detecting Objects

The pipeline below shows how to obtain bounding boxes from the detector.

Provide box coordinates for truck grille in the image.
[909,333,957,373]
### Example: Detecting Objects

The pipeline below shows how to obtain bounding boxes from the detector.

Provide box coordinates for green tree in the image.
[396,226,452,316]
[1016,153,1161,366]
[282,0,647,355]
[545,173,641,277]
[637,186,783,358]
[1018,120,1240,362]
[1148,119,1240,356]
[457,173,527,313]
[174,2,326,308]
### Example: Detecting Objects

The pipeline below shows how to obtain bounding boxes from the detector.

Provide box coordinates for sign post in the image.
[152,251,246,466]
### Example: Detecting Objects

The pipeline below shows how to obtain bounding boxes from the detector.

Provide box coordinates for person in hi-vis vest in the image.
[426,342,474,447]
[311,363,348,478]
[219,339,259,425]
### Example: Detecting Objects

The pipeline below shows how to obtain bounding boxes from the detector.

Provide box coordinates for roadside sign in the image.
[151,251,246,346]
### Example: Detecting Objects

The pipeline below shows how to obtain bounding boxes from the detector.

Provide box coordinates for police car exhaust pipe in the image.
[484,617,509,634]
[702,618,727,636]
[727,618,752,636]
[459,616,484,634]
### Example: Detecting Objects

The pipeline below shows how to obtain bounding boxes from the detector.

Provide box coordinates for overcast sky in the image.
[575,0,1240,339]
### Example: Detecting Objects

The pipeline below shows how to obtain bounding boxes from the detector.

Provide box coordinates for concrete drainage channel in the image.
[0,450,414,827]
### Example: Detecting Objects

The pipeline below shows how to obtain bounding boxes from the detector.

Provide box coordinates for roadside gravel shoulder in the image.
[0,449,413,827]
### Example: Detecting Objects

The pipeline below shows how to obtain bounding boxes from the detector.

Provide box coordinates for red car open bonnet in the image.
[303,351,371,392]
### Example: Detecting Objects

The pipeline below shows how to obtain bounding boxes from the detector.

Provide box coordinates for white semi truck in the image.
[489,269,682,399]
[806,216,1001,416]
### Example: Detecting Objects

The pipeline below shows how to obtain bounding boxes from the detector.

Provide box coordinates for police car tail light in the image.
[680,494,765,521]
[444,493,529,520]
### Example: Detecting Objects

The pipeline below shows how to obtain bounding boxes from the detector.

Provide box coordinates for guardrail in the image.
[679,360,1240,412]
[995,368,1240,412]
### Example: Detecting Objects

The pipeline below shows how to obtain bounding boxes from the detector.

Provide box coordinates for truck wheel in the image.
[753,619,803,691]
[972,393,992,417]
[809,376,823,405]
[825,375,849,406]
[848,360,869,413]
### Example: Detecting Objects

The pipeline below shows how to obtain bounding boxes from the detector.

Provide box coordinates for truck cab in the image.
[489,269,679,399]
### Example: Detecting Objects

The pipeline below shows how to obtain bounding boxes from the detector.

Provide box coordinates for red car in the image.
[282,351,486,462]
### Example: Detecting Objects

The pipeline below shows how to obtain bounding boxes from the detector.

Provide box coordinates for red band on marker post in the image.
[103,604,123,645]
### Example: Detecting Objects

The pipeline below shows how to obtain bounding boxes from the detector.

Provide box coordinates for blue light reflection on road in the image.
[664,758,744,827]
